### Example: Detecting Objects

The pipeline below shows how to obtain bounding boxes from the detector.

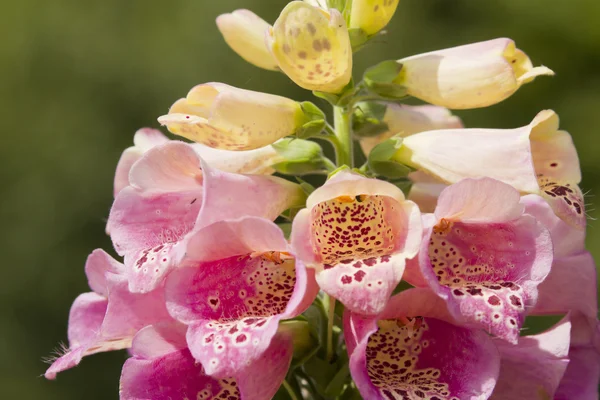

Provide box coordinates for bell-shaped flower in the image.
[490,315,571,400]
[358,102,463,156]
[349,0,400,36]
[216,10,279,71]
[266,1,352,93]
[554,312,600,400]
[414,178,553,343]
[394,109,586,229]
[158,83,307,150]
[45,249,172,379]
[345,288,500,400]
[291,169,422,315]
[165,216,319,379]
[521,195,597,319]
[394,38,554,109]
[120,322,292,400]
[107,141,305,294]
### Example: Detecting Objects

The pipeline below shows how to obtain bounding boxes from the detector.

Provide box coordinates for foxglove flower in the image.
[491,315,571,399]
[107,141,305,293]
[45,250,172,379]
[165,216,319,378]
[267,1,353,93]
[394,109,586,229]
[522,195,597,319]
[348,0,400,36]
[158,83,307,150]
[345,288,500,399]
[358,103,463,156]
[394,38,554,109]
[415,178,552,343]
[291,169,422,315]
[120,322,292,400]
[406,171,447,214]
[554,312,600,400]
[216,10,279,71]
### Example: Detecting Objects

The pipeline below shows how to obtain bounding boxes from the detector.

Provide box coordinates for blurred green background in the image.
[2,0,599,398]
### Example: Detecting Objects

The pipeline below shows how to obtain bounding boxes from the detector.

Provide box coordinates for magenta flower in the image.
[107,140,305,293]
[414,177,553,343]
[522,194,598,319]
[291,169,422,315]
[120,322,292,400]
[45,249,172,379]
[165,216,318,378]
[490,314,571,399]
[345,288,500,399]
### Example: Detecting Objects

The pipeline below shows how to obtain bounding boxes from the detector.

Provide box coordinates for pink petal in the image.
[345,289,500,400]
[420,212,552,343]
[434,177,524,223]
[114,128,169,196]
[84,249,125,297]
[291,170,422,315]
[491,315,571,400]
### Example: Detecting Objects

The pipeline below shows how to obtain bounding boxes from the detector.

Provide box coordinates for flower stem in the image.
[333,105,354,168]
[282,379,300,400]
[326,295,336,362]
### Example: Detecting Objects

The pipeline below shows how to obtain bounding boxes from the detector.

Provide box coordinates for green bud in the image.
[367,136,413,178]
[272,138,329,175]
[363,60,408,99]
[297,101,327,138]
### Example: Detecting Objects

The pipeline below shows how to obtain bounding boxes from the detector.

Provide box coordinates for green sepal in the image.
[313,79,358,107]
[363,60,409,99]
[272,138,329,175]
[349,28,369,51]
[295,177,317,195]
[367,136,413,178]
[353,101,389,137]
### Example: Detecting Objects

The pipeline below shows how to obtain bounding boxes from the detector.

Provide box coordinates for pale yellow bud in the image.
[216,10,278,71]
[158,83,305,150]
[267,1,352,93]
[349,0,399,36]
[395,38,554,109]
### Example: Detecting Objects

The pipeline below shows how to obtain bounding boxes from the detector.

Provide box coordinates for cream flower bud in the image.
[349,0,400,36]
[358,103,463,155]
[395,38,554,109]
[267,1,352,93]
[216,10,278,71]
[158,83,306,150]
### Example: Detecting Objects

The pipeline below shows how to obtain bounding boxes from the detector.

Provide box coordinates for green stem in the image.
[333,105,354,167]
[282,379,300,400]
[326,295,336,362]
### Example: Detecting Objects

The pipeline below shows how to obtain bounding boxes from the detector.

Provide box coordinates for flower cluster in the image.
[46,1,599,399]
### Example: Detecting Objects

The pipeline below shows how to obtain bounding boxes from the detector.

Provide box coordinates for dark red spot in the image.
[235,334,247,343]
[354,270,366,282]
[487,295,501,306]
[341,275,353,284]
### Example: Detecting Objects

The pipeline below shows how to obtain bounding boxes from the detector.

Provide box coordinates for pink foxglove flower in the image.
[394,109,586,229]
[45,250,172,379]
[165,216,318,378]
[414,178,552,343]
[395,38,554,109]
[158,83,306,150]
[107,141,305,293]
[291,169,422,315]
[120,322,292,400]
[522,195,597,319]
[345,288,500,400]
[490,315,571,400]
[554,312,600,400]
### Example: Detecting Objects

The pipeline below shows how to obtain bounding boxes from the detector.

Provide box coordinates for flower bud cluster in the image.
[46,1,598,400]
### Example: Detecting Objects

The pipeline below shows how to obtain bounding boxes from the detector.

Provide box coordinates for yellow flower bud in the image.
[349,0,400,36]
[158,83,305,150]
[267,1,352,93]
[395,38,554,109]
[216,9,278,71]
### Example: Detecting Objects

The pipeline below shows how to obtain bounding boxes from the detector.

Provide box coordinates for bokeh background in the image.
[2,0,599,398]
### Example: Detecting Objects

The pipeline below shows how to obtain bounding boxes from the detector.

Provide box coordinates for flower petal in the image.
[84,249,124,297]
[491,315,571,400]
[192,142,282,175]
[420,212,552,343]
